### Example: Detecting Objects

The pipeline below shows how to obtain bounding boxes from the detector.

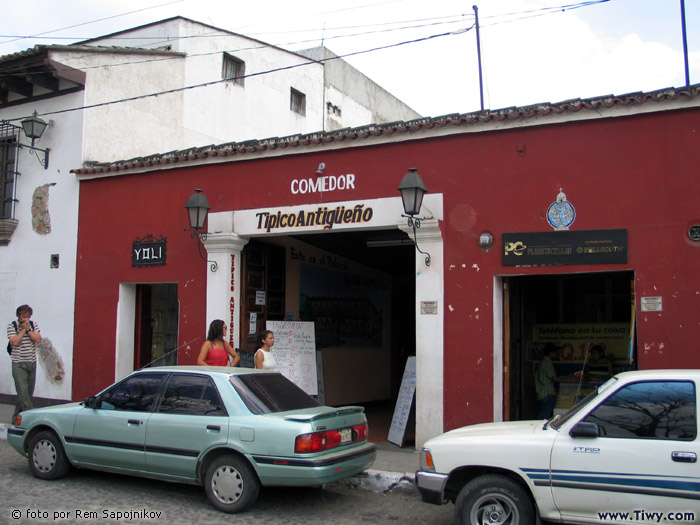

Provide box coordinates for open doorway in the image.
[134,283,179,369]
[240,231,416,445]
[504,271,636,420]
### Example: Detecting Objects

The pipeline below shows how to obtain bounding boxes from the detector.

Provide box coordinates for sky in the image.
[1,0,698,117]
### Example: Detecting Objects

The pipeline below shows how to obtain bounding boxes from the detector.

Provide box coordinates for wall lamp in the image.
[184,189,218,272]
[0,111,51,169]
[398,168,431,266]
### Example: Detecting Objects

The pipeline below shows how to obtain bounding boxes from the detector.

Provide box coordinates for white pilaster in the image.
[202,232,249,348]
[399,216,444,449]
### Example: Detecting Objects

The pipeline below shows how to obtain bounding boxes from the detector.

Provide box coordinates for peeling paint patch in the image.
[658,342,665,350]
[472,264,480,271]
[448,305,454,312]
[32,184,53,235]
[449,264,456,270]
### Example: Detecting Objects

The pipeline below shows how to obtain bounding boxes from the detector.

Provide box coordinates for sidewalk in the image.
[0,403,418,494]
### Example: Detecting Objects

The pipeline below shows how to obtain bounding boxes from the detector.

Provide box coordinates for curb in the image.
[333,469,417,494]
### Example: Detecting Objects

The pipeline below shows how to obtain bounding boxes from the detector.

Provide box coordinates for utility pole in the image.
[473,5,484,111]
[680,0,690,86]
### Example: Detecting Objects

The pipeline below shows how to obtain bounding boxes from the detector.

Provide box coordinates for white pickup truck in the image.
[416,370,699,524]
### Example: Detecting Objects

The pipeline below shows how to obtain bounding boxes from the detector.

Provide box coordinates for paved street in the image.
[0,442,452,525]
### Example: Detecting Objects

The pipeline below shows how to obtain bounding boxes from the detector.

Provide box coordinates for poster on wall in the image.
[267,320,318,395]
[532,322,632,370]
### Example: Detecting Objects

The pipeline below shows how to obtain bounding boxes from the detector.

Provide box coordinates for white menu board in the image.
[388,356,416,447]
[266,321,318,395]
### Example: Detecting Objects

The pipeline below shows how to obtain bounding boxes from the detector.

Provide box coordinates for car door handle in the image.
[127,419,142,426]
[672,451,697,463]
[207,425,221,433]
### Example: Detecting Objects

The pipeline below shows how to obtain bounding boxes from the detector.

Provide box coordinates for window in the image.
[158,374,226,416]
[222,53,245,86]
[583,381,696,440]
[290,88,306,116]
[1,137,18,220]
[99,373,166,412]
[230,373,319,414]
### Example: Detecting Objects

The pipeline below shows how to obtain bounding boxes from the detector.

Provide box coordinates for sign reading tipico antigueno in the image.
[132,235,167,267]
[502,229,627,266]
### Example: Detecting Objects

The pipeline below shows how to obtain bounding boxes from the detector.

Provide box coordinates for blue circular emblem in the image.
[547,199,575,230]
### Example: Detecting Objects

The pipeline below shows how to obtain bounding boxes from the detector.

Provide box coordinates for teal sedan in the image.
[7,366,376,513]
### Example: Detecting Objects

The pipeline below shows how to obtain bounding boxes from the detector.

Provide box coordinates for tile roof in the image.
[72,84,700,176]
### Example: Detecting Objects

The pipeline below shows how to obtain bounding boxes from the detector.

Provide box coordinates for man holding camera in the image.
[7,304,42,420]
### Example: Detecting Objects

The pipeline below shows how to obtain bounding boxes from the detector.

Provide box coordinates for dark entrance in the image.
[504,271,636,420]
[134,283,179,369]
[240,230,415,444]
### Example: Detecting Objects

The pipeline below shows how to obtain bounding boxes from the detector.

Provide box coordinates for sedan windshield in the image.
[230,373,320,414]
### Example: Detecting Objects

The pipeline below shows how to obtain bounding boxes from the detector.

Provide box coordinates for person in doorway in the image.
[534,343,570,420]
[584,345,614,383]
[255,330,276,370]
[7,304,42,421]
[197,320,240,367]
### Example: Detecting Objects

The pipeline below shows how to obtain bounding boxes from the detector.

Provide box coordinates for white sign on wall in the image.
[641,296,663,312]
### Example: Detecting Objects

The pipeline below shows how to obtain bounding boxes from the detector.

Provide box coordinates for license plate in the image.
[339,427,352,444]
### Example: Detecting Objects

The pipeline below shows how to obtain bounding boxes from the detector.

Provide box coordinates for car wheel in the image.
[204,454,260,513]
[28,430,70,480]
[454,474,534,525]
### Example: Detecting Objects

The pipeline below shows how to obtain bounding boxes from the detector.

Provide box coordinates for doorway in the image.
[240,231,416,444]
[134,283,179,369]
[504,271,636,420]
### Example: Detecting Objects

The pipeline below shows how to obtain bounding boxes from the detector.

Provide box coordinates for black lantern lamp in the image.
[398,168,431,266]
[21,112,49,147]
[0,111,50,169]
[184,189,217,272]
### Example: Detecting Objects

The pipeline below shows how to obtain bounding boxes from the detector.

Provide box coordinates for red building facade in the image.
[72,86,700,447]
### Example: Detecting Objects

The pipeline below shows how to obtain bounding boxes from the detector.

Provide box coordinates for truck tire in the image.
[454,474,534,525]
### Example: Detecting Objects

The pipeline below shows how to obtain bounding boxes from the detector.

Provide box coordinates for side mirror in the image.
[569,421,600,438]
[83,396,100,409]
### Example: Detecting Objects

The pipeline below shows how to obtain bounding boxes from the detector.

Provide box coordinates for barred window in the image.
[1,137,18,220]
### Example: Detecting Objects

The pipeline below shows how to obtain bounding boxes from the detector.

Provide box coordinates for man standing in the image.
[534,343,566,420]
[7,304,41,420]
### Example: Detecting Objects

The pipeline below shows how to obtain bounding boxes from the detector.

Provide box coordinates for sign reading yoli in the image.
[502,229,627,266]
[132,235,166,267]
[256,204,374,233]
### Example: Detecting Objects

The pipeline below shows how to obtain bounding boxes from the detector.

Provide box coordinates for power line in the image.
[0,0,185,47]
[4,25,473,123]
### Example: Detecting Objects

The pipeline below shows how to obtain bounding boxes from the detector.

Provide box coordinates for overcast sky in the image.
[1,0,698,117]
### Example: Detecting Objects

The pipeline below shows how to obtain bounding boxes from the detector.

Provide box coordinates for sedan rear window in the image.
[230,373,320,414]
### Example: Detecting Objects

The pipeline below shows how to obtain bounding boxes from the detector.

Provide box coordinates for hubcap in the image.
[471,495,518,524]
[33,440,57,473]
[211,465,243,504]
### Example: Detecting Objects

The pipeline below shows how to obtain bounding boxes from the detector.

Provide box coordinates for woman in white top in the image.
[255,330,276,370]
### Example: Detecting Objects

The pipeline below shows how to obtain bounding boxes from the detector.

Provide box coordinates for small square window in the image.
[290,88,306,116]
[222,53,245,86]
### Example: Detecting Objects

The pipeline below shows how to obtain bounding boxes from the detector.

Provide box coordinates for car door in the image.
[144,373,229,479]
[71,372,166,471]
[550,380,699,523]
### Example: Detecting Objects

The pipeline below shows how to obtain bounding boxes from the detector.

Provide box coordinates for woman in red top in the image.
[197,319,240,367]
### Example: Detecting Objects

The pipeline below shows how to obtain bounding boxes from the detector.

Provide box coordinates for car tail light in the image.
[12,415,22,426]
[353,423,368,441]
[295,423,370,453]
